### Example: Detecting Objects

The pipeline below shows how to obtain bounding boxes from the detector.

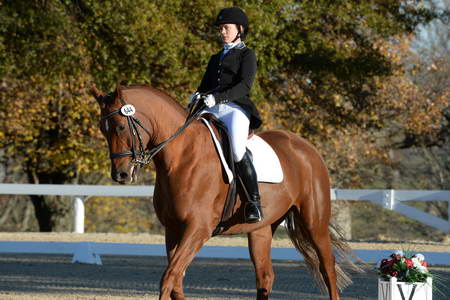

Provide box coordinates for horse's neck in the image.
[127,87,186,142]
[148,102,186,145]
[153,121,205,175]
[127,87,196,170]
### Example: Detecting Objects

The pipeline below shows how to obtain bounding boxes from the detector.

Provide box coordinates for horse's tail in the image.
[284,206,360,293]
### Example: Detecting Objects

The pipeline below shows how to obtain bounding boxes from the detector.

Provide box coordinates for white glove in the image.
[189,92,200,104]
[204,94,216,108]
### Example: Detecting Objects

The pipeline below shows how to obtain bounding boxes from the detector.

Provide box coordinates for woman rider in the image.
[190,7,263,223]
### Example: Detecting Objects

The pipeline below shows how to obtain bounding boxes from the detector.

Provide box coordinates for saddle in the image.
[200,114,284,236]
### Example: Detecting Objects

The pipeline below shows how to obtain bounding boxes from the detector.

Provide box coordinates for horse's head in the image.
[92,84,152,184]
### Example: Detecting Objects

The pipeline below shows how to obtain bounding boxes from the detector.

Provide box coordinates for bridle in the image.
[101,95,153,166]
[100,92,206,166]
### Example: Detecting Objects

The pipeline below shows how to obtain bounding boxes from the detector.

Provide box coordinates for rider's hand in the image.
[203,94,216,108]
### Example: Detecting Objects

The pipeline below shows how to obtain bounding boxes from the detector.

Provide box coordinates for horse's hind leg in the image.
[299,202,340,300]
[248,226,275,300]
[311,226,339,300]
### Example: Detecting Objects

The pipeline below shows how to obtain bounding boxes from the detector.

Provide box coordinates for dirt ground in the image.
[0,233,449,300]
[0,254,449,300]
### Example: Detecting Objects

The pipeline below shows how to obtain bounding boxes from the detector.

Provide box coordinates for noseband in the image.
[101,93,206,166]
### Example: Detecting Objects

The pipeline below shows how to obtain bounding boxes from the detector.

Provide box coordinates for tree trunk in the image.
[30,195,53,232]
[27,169,70,232]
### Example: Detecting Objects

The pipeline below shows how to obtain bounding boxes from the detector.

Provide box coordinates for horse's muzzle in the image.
[112,165,138,184]
[113,171,130,183]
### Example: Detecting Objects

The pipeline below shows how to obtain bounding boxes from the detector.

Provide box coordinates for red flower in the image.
[421,261,428,268]
[405,259,414,268]
[389,270,398,277]
[380,259,393,269]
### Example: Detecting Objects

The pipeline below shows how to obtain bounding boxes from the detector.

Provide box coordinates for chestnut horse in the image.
[92,84,354,300]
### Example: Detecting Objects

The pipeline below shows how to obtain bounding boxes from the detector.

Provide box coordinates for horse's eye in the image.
[116,125,126,133]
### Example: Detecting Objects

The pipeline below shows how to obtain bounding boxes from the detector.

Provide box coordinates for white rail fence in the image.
[331,189,450,234]
[0,184,154,233]
[0,184,449,265]
[0,184,448,234]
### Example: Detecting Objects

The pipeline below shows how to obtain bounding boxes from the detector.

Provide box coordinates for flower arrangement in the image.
[378,250,432,283]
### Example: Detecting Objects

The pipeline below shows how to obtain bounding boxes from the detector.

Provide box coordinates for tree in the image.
[0,1,108,231]
[0,0,446,231]
[343,1,450,241]
[373,0,450,226]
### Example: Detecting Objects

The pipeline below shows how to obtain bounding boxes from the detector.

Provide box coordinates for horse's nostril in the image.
[119,172,128,179]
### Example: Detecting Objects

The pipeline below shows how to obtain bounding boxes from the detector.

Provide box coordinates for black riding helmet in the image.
[214,7,249,41]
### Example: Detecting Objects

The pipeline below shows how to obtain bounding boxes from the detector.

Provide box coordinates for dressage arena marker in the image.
[0,241,449,266]
[71,242,102,265]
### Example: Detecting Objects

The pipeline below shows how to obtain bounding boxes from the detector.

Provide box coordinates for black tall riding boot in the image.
[236,150,263,223]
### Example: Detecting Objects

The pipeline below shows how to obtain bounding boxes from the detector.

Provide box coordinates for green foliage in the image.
[0,1,108,179]
[0,0,445,231]
[85,196,156,233]
[252,0,438,130]
[351,201,447,241]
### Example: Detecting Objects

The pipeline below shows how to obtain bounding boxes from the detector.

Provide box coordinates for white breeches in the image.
[203,102,250,162]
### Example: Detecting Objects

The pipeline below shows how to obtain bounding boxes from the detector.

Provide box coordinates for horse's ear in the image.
[115,83,122,99]
[91,85,105,102]
[114,83,126,105]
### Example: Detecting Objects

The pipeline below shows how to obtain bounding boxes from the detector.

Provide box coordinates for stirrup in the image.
[244,201,263,223]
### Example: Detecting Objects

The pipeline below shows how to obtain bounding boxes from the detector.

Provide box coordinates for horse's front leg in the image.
[248,226,275,300]
[160,225,210,300]
[164,230,185,300]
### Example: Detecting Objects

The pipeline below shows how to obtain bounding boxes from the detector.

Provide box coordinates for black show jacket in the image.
[197,46,262,129]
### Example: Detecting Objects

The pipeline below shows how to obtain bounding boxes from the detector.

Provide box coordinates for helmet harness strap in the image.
[232,25,241,43]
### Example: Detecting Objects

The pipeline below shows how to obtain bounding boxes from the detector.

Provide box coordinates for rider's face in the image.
[218,24,240,43]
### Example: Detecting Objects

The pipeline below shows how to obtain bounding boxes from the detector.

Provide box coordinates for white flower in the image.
[412,257,421,268]
[415,253,425,262]
[394,250,404,257]
[417,265,428,273]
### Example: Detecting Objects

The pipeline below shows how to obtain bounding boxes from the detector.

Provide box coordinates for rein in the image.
[101,94,206,166]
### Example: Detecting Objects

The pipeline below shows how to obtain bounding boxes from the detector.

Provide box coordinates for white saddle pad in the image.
[247,135,283,183]
[200,118,283,184]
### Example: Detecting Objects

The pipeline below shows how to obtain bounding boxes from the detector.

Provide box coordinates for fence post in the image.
[382,189,395,210]
[73,196,85,233]
[448,199,450,233]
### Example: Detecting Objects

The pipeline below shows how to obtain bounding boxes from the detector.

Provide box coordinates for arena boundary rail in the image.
[0,184,449,265]
[1,240,450,266]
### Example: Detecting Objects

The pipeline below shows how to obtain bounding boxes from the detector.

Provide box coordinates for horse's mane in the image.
[120,84,187,117]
